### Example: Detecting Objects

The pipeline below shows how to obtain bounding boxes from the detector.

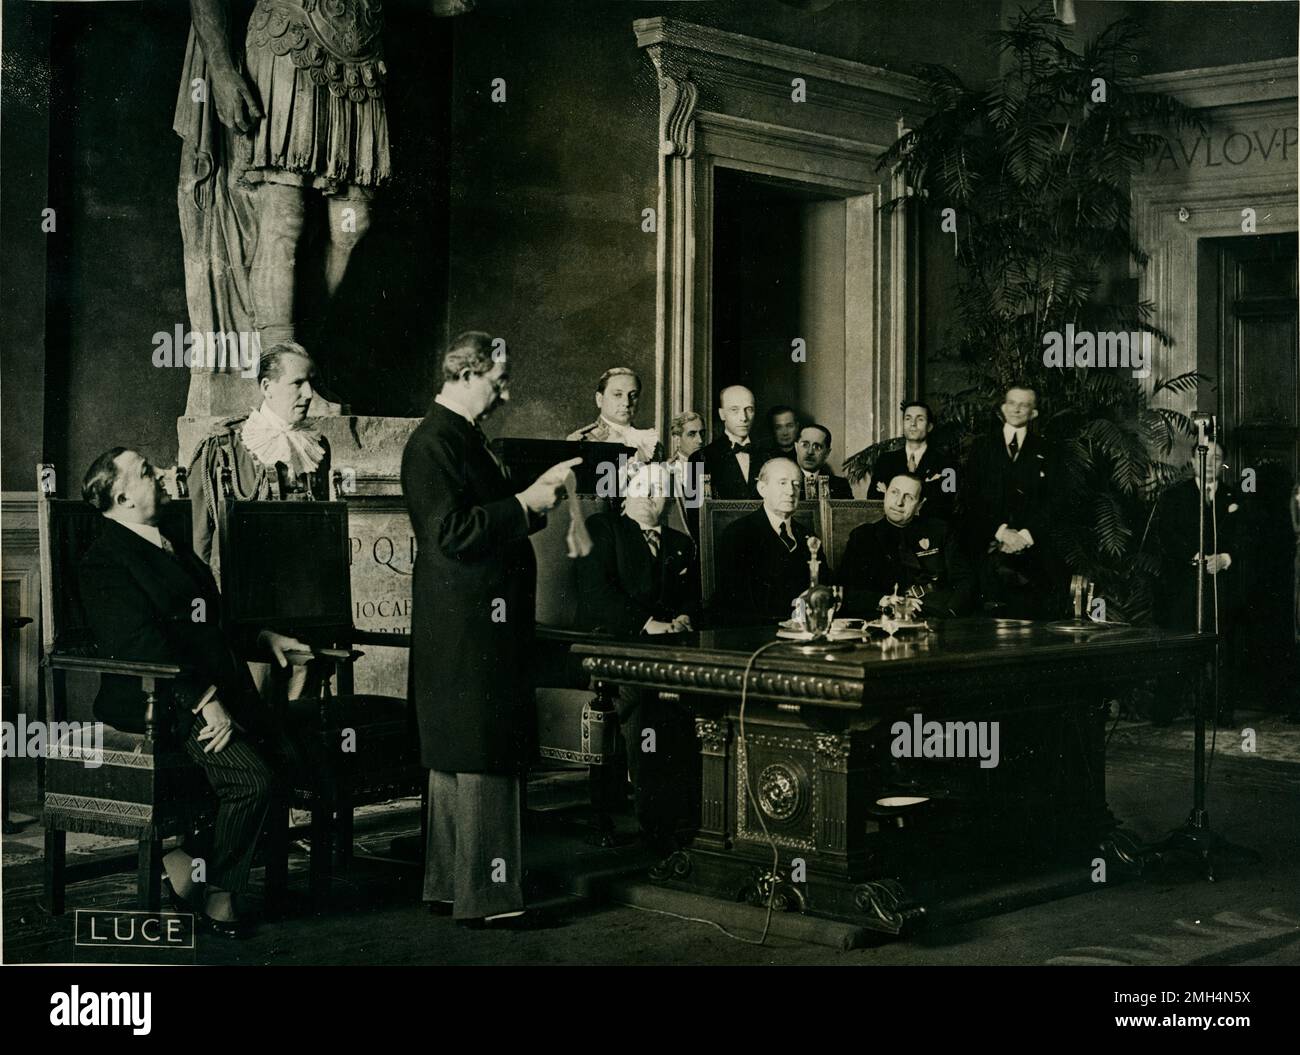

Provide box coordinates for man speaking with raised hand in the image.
[402,331,579,930]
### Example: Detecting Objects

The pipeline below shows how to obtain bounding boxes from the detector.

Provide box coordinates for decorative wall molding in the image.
[1129,59,1298,408]
[1135,58,1298,110]
[634,18,926,449]
[634,18,926,108]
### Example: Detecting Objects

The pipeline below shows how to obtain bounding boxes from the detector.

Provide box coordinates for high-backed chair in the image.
[214,485,420,905]
[697,499,816,608]
[36,464,221,913]
[818,499,885,572]
[697,498,884,607]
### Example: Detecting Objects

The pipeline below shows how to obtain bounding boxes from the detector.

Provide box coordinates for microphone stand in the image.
[1150,428,1258,880]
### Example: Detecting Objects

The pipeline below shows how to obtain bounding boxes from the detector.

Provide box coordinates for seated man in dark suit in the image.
[712,458,826,624]
[577,461,699,853]
[840,472,975,618]
[795,424,853,499]
[961,384,1064,618]
[871,401,955,520]
[78,447,304,937]
[690,385,770,499]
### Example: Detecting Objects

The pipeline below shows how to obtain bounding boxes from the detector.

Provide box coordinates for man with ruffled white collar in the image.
[189,342,331,578]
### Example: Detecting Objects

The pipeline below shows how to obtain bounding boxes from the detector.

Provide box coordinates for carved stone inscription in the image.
[346,499,414,697]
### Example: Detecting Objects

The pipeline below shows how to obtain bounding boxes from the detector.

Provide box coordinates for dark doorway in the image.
[1199,232,1299,711]
[710,168,851,468]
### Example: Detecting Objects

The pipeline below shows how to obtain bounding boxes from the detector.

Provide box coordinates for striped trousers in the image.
[181,713,276,895]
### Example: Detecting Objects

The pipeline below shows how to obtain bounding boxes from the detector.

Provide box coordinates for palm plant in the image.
[843,3,1206,621]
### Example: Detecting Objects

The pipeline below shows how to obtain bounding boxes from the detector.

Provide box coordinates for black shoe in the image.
[161,876,194,914]
[427,900,453,916]
[197,911,255,940]
[456,909,560,931]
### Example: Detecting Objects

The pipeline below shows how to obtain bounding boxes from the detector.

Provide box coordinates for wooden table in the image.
[574,619,1213,934]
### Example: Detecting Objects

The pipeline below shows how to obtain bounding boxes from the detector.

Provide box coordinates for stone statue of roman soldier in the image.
[175,0,472,416]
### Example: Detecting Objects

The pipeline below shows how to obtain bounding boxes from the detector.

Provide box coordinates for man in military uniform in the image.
[840,472,975,618]
[566,366,660,459]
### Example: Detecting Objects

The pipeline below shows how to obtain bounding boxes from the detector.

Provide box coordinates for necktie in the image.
[907,450,918,472]
[474,424,509,478]
[1008,433,1020,461]
[159,535,177,558]
[643,529,660,558]
[778,522,797,554]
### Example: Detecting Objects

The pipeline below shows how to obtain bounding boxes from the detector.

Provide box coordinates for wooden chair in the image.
[697,498,884,606]
[817,499,885,572]
[36,464,219,913]
[214,482,420,905]
[697,499,815,608]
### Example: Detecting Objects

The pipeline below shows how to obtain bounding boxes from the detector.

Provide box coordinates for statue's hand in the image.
[210,66,262,135]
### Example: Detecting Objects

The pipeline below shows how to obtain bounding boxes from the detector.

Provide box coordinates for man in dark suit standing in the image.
[402,331,578,930]
[871,401,955,520]
[1154,443,1245,632]
[690,385,770,499]
[1151,442,1252,721]
[840,472,975,618]
[577,461,699,853]
[961,384,1063,618]
[78,448,303,937]
[712,458,825,624]
[795,424,853,499]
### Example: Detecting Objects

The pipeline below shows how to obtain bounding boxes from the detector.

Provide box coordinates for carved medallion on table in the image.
[735,732,815,851]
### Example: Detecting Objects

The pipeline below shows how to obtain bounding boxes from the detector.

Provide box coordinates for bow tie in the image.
[730,441,750,453]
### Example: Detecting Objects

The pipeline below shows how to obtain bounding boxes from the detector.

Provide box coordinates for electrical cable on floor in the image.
[734,638,796,947]
[613,899,792,946]
[634,637,793,947]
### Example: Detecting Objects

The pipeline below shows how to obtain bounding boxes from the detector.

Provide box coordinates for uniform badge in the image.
[918,538,930,550]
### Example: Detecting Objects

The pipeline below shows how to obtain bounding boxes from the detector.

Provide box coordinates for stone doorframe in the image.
[1130,58,1298,412]
[633,17,927,456]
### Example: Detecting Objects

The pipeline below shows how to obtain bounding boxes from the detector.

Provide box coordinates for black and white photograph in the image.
[1,0,1297,1009]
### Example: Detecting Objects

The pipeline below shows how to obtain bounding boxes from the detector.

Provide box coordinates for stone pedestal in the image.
[178,414,422,698]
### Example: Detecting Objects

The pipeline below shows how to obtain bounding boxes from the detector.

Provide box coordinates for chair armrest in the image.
[349,629,411,649]
[48,655,187,679]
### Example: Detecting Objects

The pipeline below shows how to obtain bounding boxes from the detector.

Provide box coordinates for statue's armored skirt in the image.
[243,0,391,193]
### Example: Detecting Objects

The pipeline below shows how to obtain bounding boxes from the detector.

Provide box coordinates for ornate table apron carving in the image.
[575,622,1213,934]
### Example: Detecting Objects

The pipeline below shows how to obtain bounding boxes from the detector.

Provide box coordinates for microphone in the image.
[1191,412,1215,453]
